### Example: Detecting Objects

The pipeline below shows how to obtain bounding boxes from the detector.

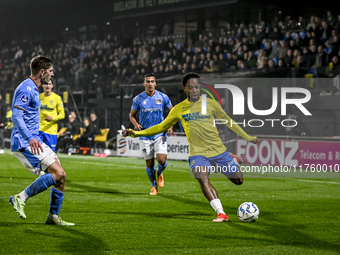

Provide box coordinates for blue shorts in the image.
[188,150,238,175]
[39,131,58,152]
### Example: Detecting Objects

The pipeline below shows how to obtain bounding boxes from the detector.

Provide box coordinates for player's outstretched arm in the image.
[125,108,179,138]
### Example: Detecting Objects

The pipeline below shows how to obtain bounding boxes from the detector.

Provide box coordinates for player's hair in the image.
[144,73,156,79]
[181,72,200,87]
[30,55,53,76]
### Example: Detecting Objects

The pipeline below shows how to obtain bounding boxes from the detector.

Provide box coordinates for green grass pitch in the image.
[1,151,339,255]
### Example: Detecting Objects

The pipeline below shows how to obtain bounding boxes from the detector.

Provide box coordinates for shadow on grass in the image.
[66,181,145,195]
[24,226,109,254]
[215,220,340,254]
[106,210,211,221]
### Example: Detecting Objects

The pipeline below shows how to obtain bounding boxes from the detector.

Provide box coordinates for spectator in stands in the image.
[256,50,267,68]
[326,11,337,27]
[307,44,318,68]
[326,34,340,59]
[56,111,81,153]
[321,20,333,42]
[269,40,282,59]
[246,51,258,69]
[278,40,289,59]
[264,41,273,57]
[288,39,300,52]
[312,45,328,68]
[268,26,282,41]
[308,23,322,38]
[283,49,294,67]
[292,49,301,67]
[301,46,311,64]
[90,112,102,135]
[77,117,97,147]
[267,59,277,70]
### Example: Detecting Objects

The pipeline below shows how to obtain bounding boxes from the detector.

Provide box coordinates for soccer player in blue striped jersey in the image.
[9,55,74,226]
[129,74,173,195]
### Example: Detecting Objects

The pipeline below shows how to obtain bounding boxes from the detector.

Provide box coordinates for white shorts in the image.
[13,143,58,176]
[142,136,168,160]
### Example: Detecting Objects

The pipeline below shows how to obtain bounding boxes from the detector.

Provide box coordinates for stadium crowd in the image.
[1,11,340,98]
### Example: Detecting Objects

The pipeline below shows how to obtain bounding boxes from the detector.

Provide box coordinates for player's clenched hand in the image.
[45,116,53,122]
[250,139,259,144]
[134,124,143,131]
[29,139,43,155]
[123,129,135,137]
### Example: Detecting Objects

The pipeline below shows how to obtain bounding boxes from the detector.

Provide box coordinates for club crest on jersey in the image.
[50,100,54,105]
[156,99,162,104]
[20,95,29,103]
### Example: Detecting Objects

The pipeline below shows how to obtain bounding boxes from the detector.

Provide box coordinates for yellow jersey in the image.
[39,92,65,135]
[131,97,256,158]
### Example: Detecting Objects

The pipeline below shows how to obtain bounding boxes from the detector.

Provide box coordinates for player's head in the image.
[30,55,54,85]
[182,72,200,102]
[143,73,156,95]
[42,79,54,93]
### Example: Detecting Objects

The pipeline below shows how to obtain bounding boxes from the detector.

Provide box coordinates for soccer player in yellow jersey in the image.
[124,72,258,222]
[39,79,65,152]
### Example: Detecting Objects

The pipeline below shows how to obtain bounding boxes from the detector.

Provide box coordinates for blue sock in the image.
[49,187,64,215]
[146,166,157,187]
[25,173,56,198]
[157,160,167,175]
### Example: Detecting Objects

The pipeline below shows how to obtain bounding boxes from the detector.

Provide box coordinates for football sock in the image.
[49,187,64,216]
[18,190,29,202]
[157,160,167,175]
[146,166,157,187]
[210,199,226,215]
[24,173,56,198]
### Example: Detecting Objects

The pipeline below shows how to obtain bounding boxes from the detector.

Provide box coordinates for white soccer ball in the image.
[237,202,259,223]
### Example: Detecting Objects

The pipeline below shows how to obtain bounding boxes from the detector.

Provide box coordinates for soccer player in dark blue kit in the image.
[129,74,173,195]
[9,55,74,226]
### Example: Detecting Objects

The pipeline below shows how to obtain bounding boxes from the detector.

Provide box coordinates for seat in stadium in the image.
[57,127,67,139]
[93,128,110,153]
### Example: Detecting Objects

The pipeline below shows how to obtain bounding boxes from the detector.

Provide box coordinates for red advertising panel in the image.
[236,138,340,169]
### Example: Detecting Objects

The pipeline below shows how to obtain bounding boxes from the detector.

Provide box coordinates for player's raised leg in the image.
[9,145,59,219]
[192,165,229,222]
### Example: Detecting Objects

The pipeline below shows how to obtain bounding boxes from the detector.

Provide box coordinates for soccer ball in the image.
[237,202,259,223]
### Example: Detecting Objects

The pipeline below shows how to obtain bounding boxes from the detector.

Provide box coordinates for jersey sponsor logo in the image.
[156,99,162,104]
[141,108,162,113]
[20,95,29,103]
[182,112,211,122]
[41,105,54,110]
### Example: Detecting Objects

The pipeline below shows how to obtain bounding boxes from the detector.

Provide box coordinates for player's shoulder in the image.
[15,78,35,95]
[155,90,169,98]
[133,91,146,102]
[52,92,62,100]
